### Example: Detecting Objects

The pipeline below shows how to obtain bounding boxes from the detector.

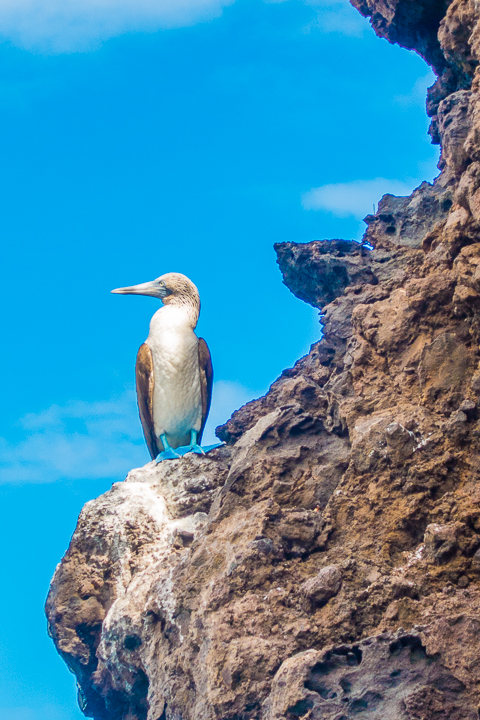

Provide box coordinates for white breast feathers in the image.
[146,305,203,448]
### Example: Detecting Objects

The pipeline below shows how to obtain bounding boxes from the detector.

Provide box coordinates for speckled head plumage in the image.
[155,272,200,309]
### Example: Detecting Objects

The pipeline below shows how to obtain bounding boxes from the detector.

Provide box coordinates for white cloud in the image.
[0,0,236,53]
[0,380,259,483]
[0,0,371,54]
[301,177,420,219]
[0,390,147,483]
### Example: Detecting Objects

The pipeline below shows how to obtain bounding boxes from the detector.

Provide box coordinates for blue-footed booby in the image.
[111,272,223,462]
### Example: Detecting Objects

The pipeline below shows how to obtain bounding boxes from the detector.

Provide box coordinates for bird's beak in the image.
[111,280,158,297]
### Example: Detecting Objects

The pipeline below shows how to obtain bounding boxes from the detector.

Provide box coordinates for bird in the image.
[111,272,223,462]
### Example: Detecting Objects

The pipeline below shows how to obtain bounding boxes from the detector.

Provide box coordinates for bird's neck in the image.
[152,302,199,331]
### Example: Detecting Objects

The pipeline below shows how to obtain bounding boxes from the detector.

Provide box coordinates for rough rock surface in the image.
[47,1,480,718]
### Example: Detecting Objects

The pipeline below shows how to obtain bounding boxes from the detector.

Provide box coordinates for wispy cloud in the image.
[302,0,368,37]
[202,379,262,445]
[393,72,435,109]
[0,381,259,484]
[0,390,146,483]
[301,177,420,219]
[0,0,237,53]
[0,0,370,53]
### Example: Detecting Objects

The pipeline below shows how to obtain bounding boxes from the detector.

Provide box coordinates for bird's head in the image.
[111,272,200,309]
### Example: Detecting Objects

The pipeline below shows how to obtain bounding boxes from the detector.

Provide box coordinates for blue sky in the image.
[0,0,438,717]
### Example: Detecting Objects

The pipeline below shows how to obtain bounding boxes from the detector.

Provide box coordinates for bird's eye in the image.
[158,280,165,287]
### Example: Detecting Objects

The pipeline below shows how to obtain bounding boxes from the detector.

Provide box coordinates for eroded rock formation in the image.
[47,1,480,718]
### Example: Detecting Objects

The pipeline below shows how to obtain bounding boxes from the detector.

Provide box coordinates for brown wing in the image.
[198,337,213,444]
[135,343,159,460]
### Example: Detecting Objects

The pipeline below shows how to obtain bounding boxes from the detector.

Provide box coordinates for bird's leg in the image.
[176,430,225,456]
[176,430,205,456]
[155,434,181,462]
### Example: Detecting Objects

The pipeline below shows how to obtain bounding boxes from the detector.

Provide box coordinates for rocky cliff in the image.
[47,1,480,718]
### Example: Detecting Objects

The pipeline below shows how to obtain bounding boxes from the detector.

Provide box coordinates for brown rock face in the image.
[47,2,480,719]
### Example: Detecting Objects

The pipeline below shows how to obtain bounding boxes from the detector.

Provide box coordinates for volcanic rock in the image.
[46,0,480,718]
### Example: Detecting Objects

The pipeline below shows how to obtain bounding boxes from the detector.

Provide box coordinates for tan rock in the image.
[46,1,480,718]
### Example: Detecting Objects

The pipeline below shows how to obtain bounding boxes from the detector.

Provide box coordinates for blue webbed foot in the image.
[155,448,181,462]
[191,443,206,455]
[175,443,205,456]
[202,441,226,453]
[171,432,226,458]
[156,434,181,462]
[176,441,225,456]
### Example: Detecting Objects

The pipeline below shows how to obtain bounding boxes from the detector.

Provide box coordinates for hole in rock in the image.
[305,661,331,679]
[124,634,142,651]
[75,622,101,665]
[389,635,427,662]
[145,610,166,634]
[388,668,403,688]
[339,678,352,694]
[131,669,150,719]
[305,648,362,697]
[287,697,314,717]
[350,691,382,714]
[305,662,336,697]
[333,646,363,666]
[308,681,337,700]
[350,698,368,713]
